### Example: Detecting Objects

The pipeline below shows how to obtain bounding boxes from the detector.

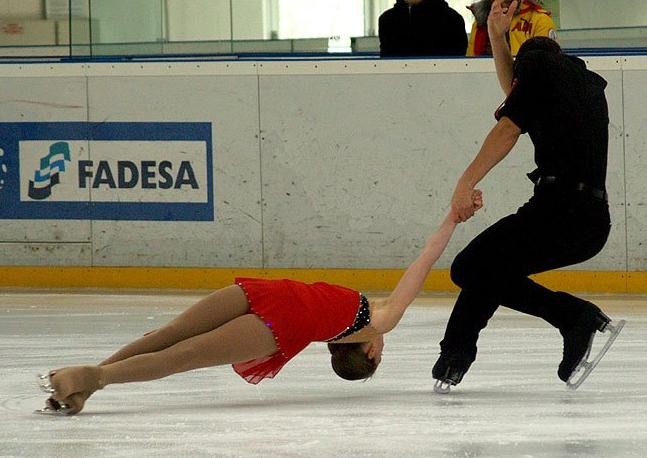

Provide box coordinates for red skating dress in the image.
[233,277,365,384]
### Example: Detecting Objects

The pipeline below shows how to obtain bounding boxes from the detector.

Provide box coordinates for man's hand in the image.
[451,186,483,223]
[488,0,518,39]
[472,189,483,211]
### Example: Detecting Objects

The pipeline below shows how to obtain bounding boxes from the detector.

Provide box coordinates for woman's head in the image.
[328,337,383,381]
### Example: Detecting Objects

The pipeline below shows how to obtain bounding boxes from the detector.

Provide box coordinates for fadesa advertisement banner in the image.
[0,122,213,221]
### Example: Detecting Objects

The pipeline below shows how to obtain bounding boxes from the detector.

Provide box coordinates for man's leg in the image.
[432,287,498,386]
[434,198,611,384]
[435,213,524,361]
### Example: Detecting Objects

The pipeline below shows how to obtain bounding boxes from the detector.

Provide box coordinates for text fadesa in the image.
[78,160,199,189]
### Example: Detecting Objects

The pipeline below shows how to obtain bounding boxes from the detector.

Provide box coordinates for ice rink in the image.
[1,291,646,457]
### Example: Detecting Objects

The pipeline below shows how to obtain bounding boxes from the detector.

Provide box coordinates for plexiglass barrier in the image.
[0,0,646,59]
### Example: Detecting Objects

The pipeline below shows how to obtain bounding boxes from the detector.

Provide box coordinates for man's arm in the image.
[488,0,518,95]
[452,117,521,222]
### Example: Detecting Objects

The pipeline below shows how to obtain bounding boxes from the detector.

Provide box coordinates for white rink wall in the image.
[0,56,644,271]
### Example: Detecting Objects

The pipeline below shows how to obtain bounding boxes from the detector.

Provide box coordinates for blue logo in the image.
[27,141,71,200]
[0,147,6,192]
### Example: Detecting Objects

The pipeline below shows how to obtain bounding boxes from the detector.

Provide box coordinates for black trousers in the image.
[440,187,611,360]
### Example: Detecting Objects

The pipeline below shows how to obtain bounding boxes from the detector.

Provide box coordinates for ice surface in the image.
[1,292,645,457]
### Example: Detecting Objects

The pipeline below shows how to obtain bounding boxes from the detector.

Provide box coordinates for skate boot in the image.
[432,352,473,394]
[35,366,103,415]
[50,366,104,399]
[34,392,90,416]
[559,305,626,389]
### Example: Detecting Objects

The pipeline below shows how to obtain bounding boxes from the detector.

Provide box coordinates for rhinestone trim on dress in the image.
[326,293,370,342]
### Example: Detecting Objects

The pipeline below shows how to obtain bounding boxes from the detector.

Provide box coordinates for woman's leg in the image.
[46,285,250,412]
[100,285,249,365]
[51,313,277,406]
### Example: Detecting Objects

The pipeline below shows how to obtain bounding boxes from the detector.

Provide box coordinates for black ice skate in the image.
[559,308,626,390]
[432,353,472,394]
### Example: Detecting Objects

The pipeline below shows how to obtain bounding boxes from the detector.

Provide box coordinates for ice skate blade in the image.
[566,319,626,391]
[433,379,452,394]
[34,407,73,416]
[33,398,72,416]
[34,406,73,416]
[36,374,55,394]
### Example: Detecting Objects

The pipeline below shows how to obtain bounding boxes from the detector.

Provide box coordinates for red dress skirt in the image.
[233,277,363,384]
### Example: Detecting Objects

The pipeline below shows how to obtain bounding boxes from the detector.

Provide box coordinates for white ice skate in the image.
[36,373,54,394]
[433,380,453,394]
[566,319,626,390]
[34,373,73,415]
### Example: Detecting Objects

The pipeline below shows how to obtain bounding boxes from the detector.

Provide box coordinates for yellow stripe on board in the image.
[0,267,645,293]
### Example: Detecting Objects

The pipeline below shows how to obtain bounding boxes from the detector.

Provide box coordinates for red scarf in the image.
[473,24,490,56]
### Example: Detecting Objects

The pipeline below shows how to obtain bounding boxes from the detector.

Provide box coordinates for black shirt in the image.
[496,50,609,190]
[379,0,467,57]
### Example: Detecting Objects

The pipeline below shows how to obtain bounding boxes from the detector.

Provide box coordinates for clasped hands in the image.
[452,185,483,223]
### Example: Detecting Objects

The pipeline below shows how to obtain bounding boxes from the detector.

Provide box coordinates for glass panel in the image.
[447,0,481,33]
[0,0,58,57]
[88,0,164,56]
[542,0,561,28]
[3,0,647,58]
[67,0,92,57]
[233,0,269,40]
[561,0,646,29]
[277,0,364,39]
[166,0,231,42]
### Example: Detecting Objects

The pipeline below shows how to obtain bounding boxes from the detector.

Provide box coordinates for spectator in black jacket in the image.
[379,0,468,57]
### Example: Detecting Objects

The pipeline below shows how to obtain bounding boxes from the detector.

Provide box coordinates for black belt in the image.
[534,175,608,202]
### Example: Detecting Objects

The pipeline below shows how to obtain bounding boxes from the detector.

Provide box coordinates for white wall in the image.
[0,56,644,272]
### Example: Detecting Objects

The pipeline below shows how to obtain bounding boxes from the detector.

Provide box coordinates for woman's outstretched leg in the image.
[100,285,249,365]
[45,285,250,413]
[50,313,276,411]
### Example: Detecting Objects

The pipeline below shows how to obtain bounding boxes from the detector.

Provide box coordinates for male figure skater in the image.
[432,1,625,393]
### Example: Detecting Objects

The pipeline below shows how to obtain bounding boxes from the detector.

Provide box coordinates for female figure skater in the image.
[38,191,482,415]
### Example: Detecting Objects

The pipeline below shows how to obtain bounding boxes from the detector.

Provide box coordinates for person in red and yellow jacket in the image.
[466,0,557,57]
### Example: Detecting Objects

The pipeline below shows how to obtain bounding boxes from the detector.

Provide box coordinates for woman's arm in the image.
[371,198,480,334]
